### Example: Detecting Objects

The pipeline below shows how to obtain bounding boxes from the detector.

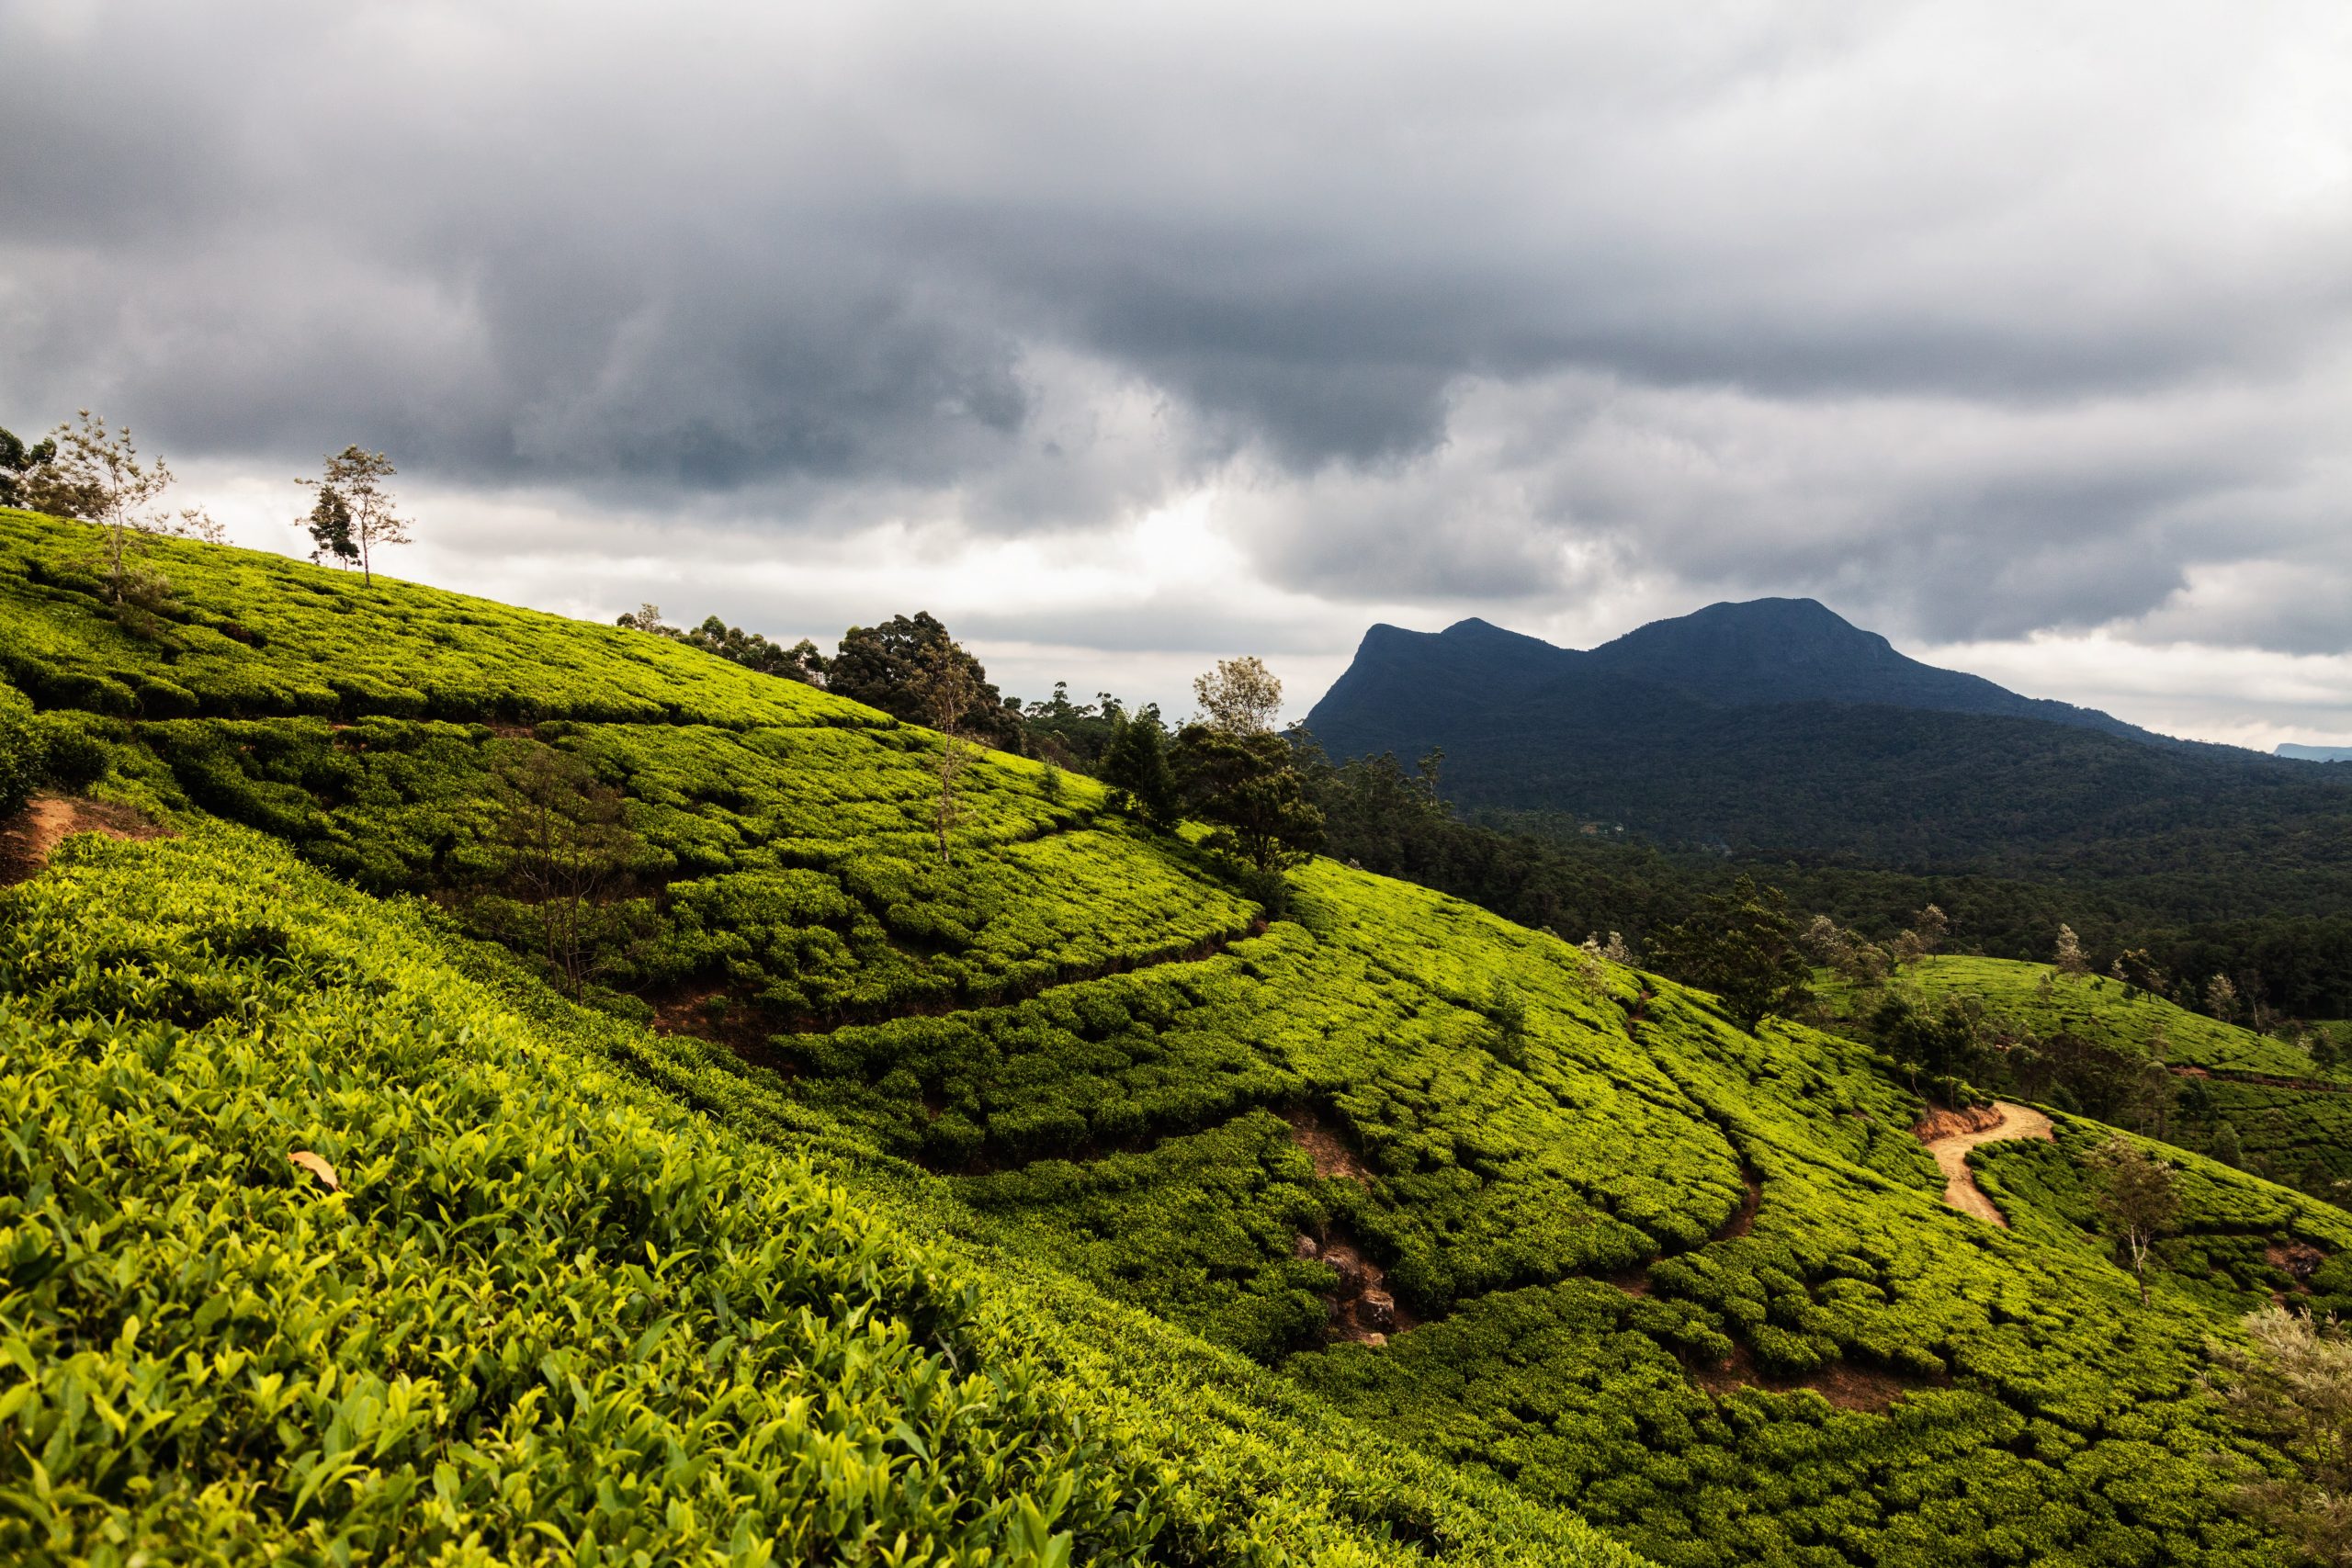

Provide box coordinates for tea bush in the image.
[0,511,864,728]
[1860,955,2352,1084]
[0,673,38,814]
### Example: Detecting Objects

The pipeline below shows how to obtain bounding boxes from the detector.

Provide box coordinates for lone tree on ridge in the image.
[297,446,412,585]
[17,410,220,616]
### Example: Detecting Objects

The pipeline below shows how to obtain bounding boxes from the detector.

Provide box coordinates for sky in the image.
[5,1,2349,747]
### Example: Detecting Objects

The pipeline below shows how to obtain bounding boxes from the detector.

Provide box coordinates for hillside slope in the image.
[1,822,1634,1565]
[5,512,2348,1568]
[1826,955,2352,1196]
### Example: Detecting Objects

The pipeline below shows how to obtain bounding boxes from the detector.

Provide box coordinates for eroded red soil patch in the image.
[1283,1110,1418,1344]
[2268,1238,2327,1291]
[1911,1103,2003,1141]
[1287,1106,1374,1185]
[1297,1230,1421,1346]
[0,795,173,886]
[646,984,794,1073]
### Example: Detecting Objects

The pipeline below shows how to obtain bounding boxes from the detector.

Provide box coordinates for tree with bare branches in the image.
[18,411,220,615]
[297,446,411,584]
[488,744,647,996]
[910,641,986,865]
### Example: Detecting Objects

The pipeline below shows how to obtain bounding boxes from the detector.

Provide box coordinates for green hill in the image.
[5,509,2350,1567]
[1825,954,2352,1199]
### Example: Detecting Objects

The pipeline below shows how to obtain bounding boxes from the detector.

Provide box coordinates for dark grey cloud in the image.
[3,0,2350,682]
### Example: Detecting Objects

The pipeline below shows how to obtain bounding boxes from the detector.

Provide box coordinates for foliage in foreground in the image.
[2207,1307,2352,1566]
[0,824,1636,1567]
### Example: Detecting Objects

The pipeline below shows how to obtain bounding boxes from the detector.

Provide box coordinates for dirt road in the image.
[1919,1100,2054,1226]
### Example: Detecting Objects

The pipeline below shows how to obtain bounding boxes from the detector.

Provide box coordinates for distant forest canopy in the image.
[1288,604,2352,1025]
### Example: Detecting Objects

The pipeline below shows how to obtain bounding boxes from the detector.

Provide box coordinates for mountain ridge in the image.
[1303,597,2346,874]
[1329,598,2163,744]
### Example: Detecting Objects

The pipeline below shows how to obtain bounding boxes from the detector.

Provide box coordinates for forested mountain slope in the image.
[1303,604,2352,892]
[4,510,2347,1568]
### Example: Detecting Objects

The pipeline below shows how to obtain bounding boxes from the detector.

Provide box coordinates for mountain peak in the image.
[1593,597,1897,673]
[1311,596,2158,752]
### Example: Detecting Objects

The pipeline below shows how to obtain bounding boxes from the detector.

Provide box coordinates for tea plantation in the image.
[4,509,2347,1567]
[1828,954,2352,1196]
[0,822,1639,1567]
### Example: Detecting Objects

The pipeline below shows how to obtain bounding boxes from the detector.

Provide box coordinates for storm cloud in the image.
[4,1,2349,740]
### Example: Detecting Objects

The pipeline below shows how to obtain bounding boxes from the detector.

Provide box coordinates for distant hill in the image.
[1305,599,2352,884]
[2280,742,2352,762]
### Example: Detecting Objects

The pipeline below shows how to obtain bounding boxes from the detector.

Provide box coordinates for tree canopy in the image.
[1172,723,1325,877]
[830,612,1023,748]
[1646,874,1813,1029]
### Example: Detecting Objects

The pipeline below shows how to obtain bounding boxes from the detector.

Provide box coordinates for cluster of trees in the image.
[616,604,831,685]
[1082,657,1322,906]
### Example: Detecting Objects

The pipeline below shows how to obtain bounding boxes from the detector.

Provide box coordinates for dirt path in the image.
[2171,1063,2352,1095]
[1918,1101,2053,1226]
[0,795,173,886]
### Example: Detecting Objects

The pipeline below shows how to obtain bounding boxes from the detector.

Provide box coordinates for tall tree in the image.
[2085,1136,2179,1307]
[300,485,358,568]
[2143,1023,2176,1141]
[830,612,1023,749]
[908,641,986,865]
[1099,704,1180,829]
[297,446,411,585]
[1648,875,1814,1031]
[1171,723,1325,885]
[2053,923,2090,978]
[1193,655,1283,735]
